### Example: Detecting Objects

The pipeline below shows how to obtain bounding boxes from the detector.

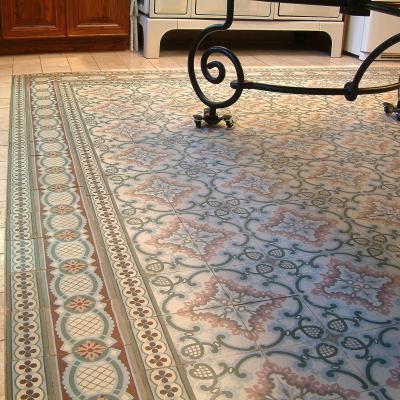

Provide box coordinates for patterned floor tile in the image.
[160,307,258,365]
[337,325,400,391]
[6,67,400,399]
[130,214,209,273]
[262,341,375,399]
[298,253,400,335]
[211,263,297,303]
[147,269,231,316]
[184,352,267,400]
[177,212,256,268]
[236,295,326,350]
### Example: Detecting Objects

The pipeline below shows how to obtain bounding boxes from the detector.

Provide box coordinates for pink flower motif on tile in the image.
[257,207,338,247]
[382,158,400,178]
[146,219,201,258]
[103,143,171,170]
[93,120,162,141]
[74,340,107,362]
[387,356,400,389]
[303,162,375,191]
[85,102,146,119]
[76,85,132,100]
[268,135,334,158]
[146,219,236,262]
[312,258,399,314]
[190,141,252,163]
[337,132,396,154]
[355,197,400,229]
[220,170,293,199]
[245,359,360,399]
[178,276,284,341]
[120,175,205,208]
[119,176,173,206]
[183,219,238,262]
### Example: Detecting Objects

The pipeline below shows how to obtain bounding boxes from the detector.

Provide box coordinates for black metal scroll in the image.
[187,0,400,127]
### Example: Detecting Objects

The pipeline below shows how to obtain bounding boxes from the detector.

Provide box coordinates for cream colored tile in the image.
[0,161,8,180]
[0,227,4,254]
[40,55,71,73]
[0,180,5,203]
[14,54,40,61]
[41,64,71,73]
[0,228,6,254]
[0,75,11,84]
[0,109,9,132]
[0,56,13,66]
[40,52,66,59]
[0,340,4,399]
[13,63,42,75]
[118,52,156,70]
[13,55,42,75]
[0,107,9,131]
[0,201,5,229]
[149,58,182,70]
[0,65,12,76]
[0,131,8,147]
[0,294,4,341]
[0,253,4,294]
[0,82,11,99]
[67,55,99,72]
[93,52,130,71]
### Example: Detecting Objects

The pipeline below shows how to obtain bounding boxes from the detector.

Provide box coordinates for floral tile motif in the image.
[345,194,400,234]
[148,269,230,315]
[299,253,400,335]
[211,264,297,303]
[236,295,326,349]
[160,308,257,364]
[248,203,353,254]
[261,343,373,400]
[338,325,400,399]
[7,67,400,399]
[184,352,268,400]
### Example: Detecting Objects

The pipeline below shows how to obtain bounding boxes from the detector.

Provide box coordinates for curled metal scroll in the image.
[187,0,245,110]
[188,0,400,124]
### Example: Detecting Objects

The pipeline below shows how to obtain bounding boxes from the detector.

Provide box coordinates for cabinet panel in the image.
[277,4,340,19]
[67,0,129,36]
[154,0,188,15]
[1,0,66,39]
[195,0,272,18]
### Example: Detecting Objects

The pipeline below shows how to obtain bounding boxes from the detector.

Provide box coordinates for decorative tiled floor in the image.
[6,66,400,399]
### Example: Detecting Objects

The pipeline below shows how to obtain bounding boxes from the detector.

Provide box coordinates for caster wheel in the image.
[193,114,203,128]
[383,102,394,114]
[225,119,234,128]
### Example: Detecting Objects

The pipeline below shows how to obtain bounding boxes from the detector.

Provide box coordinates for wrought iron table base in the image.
[188,0,400,127]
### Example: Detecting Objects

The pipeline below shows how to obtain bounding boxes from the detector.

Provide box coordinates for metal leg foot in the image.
[193,108,234,128]
[383,101,400,120]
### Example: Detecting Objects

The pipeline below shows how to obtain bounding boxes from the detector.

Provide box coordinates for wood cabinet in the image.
[0,0,130,54]
[67,0,129,37]
[1,0,66,39]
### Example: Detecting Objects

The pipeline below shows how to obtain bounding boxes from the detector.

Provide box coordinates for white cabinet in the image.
[155,0,189,15]
[194,0,272,19]
[138,0,344,58]
[276,4,340,19]
[344,10,400,60]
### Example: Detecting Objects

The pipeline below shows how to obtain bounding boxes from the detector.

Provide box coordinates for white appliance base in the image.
[138,14,344,58]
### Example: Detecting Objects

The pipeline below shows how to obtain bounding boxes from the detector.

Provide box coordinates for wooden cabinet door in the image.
[67,0,129,36]
[1,0,66,39]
